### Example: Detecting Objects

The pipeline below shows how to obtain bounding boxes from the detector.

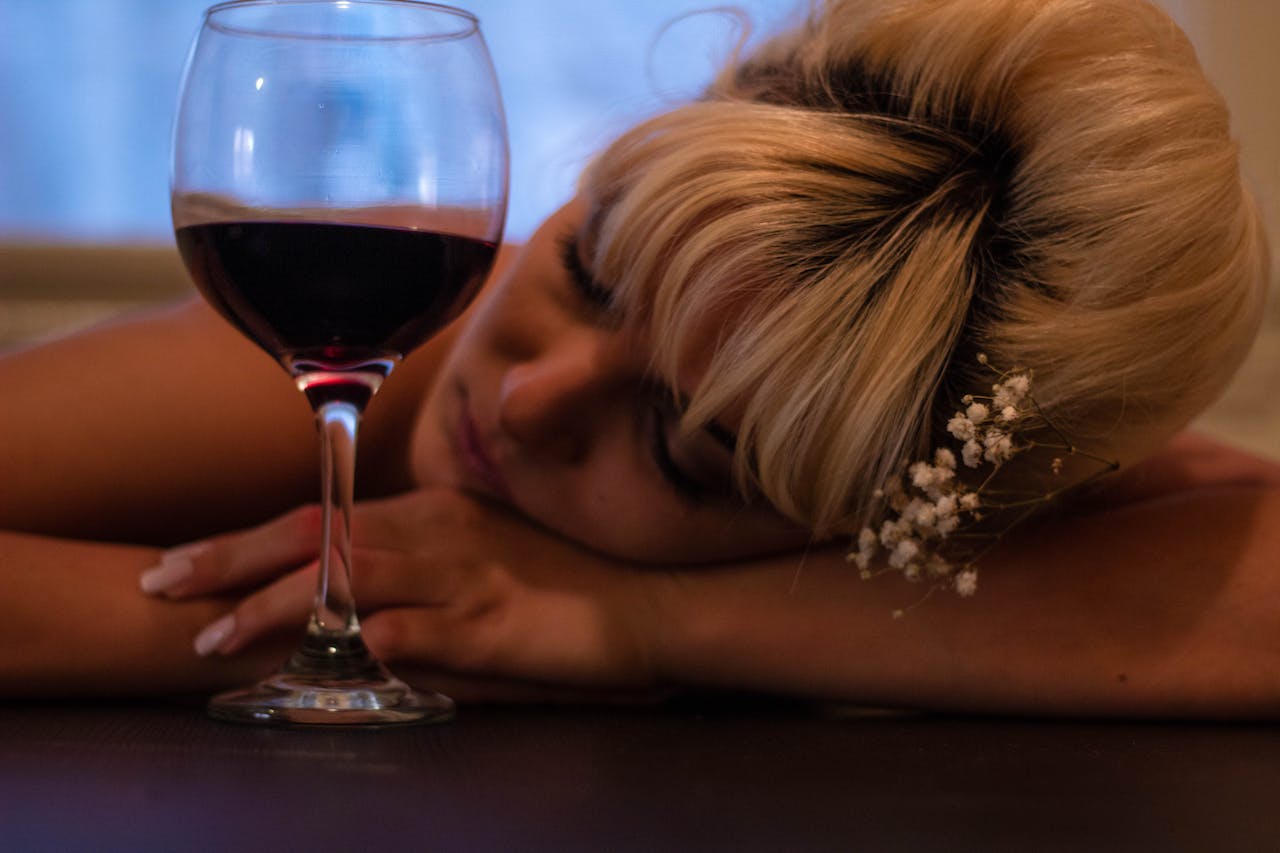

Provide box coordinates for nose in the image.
[496,332,614,463]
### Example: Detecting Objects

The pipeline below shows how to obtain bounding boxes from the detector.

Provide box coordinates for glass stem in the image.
[312,400,361,643]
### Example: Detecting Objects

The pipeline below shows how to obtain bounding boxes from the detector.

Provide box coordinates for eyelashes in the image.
[555,229,720,505]
[557,232,613,312]
[648,402,708,504]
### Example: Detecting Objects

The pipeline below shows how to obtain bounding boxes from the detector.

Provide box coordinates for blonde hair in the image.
[582,0,1269,536]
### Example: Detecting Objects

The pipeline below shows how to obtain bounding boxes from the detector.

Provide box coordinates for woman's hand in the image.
[140,488,670,703]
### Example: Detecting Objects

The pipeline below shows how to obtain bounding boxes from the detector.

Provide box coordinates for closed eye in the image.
[558,232,614,313]
[643,391,743,507]
[648,403,709,505]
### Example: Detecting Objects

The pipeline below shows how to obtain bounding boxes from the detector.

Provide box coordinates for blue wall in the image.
[0,0,798,243]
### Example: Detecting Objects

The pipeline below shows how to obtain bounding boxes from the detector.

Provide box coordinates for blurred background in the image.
[0,0,1276,453]
[0,0,798,243]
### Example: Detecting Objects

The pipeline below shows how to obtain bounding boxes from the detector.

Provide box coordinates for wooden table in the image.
[2,698,1278,851]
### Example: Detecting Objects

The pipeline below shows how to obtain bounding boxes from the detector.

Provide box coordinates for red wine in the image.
[176,220,496,407]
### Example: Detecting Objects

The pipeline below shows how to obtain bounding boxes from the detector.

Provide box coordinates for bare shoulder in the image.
[1090,431,1280,509]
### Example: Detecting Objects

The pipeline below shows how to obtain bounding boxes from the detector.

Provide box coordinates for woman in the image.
[2,0,1277,715]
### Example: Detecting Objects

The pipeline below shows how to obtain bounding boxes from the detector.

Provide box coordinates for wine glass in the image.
[170,0,508,725]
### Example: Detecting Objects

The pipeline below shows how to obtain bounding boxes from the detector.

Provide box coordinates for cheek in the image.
[409,379,455,489]
[448,282,508,361]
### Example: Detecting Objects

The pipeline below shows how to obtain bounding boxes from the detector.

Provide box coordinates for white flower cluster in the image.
[849,360,1038,600]
[945,369,1031,469]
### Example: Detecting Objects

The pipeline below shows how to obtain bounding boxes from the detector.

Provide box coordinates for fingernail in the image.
[139,543,207,595]
[194,614,236,657]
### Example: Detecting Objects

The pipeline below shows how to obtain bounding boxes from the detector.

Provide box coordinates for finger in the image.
[361,600,645,690]
[369,600,671,705]
[189,543,457,658]
[192,562,318,656]
[140,505,321,599]
[346,546,469,609]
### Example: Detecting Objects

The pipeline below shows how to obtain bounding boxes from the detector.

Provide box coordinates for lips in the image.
[456,394,514,502]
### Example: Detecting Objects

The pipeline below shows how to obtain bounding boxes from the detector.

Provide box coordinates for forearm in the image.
[0,299,317,543]
[0,531,288,697]
[648,486,1280,717]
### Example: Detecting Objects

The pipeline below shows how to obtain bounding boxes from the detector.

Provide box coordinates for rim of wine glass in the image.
[203,0,480,43]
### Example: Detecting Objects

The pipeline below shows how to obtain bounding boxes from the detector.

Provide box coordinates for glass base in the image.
[208,630,455,727]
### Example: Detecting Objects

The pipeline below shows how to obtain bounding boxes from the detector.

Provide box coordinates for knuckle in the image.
[418,487,485,529]
[360,560,524,675]
[351,553,408,599]
[228,595,268,642]
[437,618,501,672]
[361,611,406,660]
[282,504,323,540]
[445,560,510,618]
[237,568,313,637]
[440,564,515,669]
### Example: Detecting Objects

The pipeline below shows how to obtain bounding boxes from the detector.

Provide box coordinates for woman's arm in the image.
[152,451,1280,716]
[0,245,519,694]
[0,531,294,695]
[0,295,456,544]
[652,483,1280,717]
[1,298,314,543]
[647,442,1280,717]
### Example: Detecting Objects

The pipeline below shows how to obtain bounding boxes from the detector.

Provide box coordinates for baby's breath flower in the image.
[848,354,1112,608]
[947,414,976,442]
[1003,374,1030,398]
[935,514,960,537]
[983,430,1015,464]
[852,527,878,571]
[909,461,933,490]
[879,517,910,546]
[889,538,920,569]
[926,554,952,578]
[993,373,1031,410]
[909,462,955,497]
[903,498,937,531]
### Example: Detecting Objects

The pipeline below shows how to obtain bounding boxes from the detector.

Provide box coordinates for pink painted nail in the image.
[139,543,209,595]
[193,614,236,657]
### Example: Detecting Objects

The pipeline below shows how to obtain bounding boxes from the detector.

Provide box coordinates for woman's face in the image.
[411,197,812,563]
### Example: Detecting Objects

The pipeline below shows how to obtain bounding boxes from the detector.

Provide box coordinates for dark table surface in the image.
[2,697,1278,852]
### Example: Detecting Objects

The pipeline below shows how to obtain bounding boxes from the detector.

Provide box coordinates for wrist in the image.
[616,566,686,691]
